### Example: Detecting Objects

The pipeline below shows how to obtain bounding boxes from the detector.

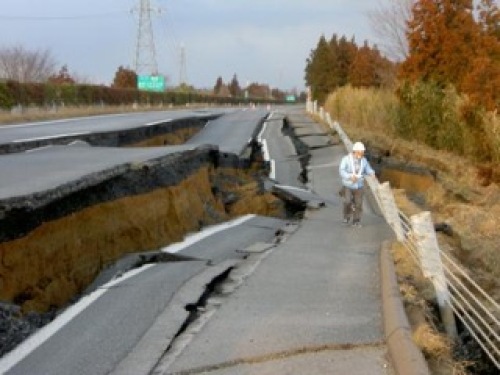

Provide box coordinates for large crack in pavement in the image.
[0,111,322,364]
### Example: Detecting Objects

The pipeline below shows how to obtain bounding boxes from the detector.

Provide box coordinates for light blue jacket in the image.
[339,153,375,190]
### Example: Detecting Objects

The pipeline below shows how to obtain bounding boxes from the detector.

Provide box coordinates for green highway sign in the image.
[285,95,296,102]
[137,75,166,92]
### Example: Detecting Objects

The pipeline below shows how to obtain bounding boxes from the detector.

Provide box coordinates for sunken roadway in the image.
[0,106,420,374]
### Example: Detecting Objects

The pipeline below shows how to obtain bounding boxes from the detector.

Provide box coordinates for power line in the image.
[0,11,128,21]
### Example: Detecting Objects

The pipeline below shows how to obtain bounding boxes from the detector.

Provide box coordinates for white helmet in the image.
[352,142,365,152]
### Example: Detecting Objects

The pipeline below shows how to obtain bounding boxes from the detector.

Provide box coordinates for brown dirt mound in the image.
[0,166,285,313]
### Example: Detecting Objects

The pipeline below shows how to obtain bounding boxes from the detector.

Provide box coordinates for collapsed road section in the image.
[0,108,274,310]
[0,107,330,371]
[0,107,307,360]
[1,215,294,375]
[0,144,286,312]
[0,110,223,154]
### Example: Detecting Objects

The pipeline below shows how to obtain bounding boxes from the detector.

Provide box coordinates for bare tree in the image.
[0,45,57,83]
[368,0,414,61]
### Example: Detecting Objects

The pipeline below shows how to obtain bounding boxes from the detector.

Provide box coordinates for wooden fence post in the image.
[411,211,458,339]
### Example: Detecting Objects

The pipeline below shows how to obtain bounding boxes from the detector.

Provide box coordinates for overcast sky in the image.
[0,0,378,91]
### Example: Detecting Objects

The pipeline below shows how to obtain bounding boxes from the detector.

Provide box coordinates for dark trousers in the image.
[341,186,364,222]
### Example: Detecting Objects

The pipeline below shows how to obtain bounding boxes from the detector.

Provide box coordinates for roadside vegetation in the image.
[0,45,303,114]
[306,0,499,373]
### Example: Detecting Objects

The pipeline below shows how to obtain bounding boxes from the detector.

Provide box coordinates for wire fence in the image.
[307,102,500,370]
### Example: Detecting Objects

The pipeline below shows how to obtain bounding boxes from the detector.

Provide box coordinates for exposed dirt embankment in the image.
[0,151,285,314]
[131,127,201,147]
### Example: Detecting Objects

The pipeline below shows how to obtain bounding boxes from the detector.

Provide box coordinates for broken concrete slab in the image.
[271,184,328,209]
[236,242,275,254]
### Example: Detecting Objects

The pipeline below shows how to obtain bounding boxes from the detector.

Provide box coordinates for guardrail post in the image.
[331,121,352,151]
[411,211,458,339]
[326,112,332,126]
[319,107,325,121]
[377,182,405,241]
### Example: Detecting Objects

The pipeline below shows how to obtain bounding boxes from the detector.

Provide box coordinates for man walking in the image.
[339,142,375,227]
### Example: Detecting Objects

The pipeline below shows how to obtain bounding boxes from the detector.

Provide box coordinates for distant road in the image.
[187,108,269,155]
[0,109,226,147]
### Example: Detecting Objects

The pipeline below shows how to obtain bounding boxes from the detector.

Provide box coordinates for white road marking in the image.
[12,132,90,143]
[0,214,256,372]
[162,214,256,254]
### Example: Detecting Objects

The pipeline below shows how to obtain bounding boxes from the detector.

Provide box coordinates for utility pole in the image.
[134,0,159,75]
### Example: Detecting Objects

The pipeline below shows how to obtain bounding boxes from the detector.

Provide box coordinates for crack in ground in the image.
[150,244,288,374]
[164,342,386,375]
[171,268,233,344]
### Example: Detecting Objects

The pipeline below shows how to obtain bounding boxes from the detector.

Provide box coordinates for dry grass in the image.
[391,241,470,375]
[475,110,500,163]
[413,324,452,360]
[324,85,398,134]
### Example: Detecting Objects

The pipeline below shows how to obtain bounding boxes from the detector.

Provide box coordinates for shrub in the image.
[325,81,498,163]
[0,82,14,109]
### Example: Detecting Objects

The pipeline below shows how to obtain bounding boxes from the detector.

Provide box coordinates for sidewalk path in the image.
[154,110,396,374]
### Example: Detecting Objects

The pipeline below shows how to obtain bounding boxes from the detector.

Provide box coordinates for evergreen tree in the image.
[305,34,395,101]
[229,74,241,97]
[336,36,357,87]
[401,0,500,109]
[400,0,480,88]
[466,0,500,109]
[328,34,341,88]
[349,41,376,87]
[213,76,224,95]
[304,35,337,103]
[462,56,500,110]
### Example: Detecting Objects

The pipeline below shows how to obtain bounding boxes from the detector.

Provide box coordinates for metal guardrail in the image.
[307,101,500,369]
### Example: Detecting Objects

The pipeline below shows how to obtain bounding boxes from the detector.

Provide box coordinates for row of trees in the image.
[393,0,500,160]
[0,54,285,109]
[212,74,300,101]
[304,35,395,104]
[0,45,300,107]
[308,0,499,111]
[330,0,498,162]
[0,79,280,110]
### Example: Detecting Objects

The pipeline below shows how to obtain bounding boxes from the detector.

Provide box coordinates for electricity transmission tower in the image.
[134,0,159,75]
